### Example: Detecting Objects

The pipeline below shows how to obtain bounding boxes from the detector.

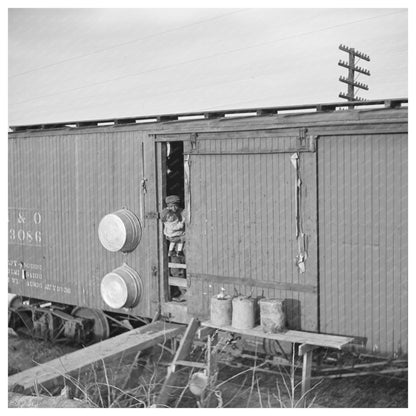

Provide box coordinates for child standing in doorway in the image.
[163,210,185,257]
[161,195,186,257]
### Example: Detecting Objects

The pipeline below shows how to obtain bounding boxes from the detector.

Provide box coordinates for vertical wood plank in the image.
[399,133,408,356]
[146,135,160,317]
[301,151,318,331]
[372,136,381,352]
[156,141,169,302]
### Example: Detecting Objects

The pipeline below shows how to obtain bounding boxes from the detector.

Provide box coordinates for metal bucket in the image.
[210,296,232,326]
[8,293,18,308]
[100,264,143,309]
[232,296,256,329]
[98,208,142,252]
[259,298,286,333]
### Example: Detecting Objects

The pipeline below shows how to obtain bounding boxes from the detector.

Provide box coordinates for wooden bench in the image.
[201,320,354,406]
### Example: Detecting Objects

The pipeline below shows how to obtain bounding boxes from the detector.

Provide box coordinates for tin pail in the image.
[210,296,232,326]
[232,296,256,329]
[100,264,143,309]
[98,209,142,253]
[259,298,285,333]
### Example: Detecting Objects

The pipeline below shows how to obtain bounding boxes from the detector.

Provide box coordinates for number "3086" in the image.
[9,229,42,243]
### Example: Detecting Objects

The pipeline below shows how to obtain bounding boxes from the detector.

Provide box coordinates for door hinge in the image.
[297,128,317,152]
[308,135,317,152]
[190,133,198,150]
[298,128,308,148]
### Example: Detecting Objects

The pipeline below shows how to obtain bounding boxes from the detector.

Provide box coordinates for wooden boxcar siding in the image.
[8,131,157,318]
[318,133,407,356]
[187,134,318,331]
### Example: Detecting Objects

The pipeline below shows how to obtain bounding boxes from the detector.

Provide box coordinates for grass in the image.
[25,334,318,408]
[9,329,408,408]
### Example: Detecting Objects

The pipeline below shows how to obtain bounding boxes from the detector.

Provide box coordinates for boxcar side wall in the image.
[317,132,408,357]
[8,130,159,319]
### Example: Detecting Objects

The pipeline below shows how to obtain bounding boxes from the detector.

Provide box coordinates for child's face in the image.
[167,203,179,212]
[166,212,176,222]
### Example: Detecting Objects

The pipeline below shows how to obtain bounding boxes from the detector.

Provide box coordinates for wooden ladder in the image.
[157,318,203,406]
[168,260,187,290]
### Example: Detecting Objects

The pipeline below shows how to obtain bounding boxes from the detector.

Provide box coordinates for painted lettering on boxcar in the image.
[8,258,71,295]
[44,284,72,294]
[8,209,43,246]
[8,260,44,284]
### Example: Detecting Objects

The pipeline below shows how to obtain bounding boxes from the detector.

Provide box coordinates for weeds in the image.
[192,335,321,408]
[272,348,322,408]
[26,336,320,408]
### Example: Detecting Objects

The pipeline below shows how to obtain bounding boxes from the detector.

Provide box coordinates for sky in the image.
[7,5,409,126]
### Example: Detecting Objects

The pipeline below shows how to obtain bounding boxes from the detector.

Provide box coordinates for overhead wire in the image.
[10,9,406,107]
[47,70,283,115]
[9,9,246,79]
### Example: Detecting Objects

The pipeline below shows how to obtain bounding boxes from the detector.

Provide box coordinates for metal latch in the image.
[145,212,159,219]
[140,178,148,194]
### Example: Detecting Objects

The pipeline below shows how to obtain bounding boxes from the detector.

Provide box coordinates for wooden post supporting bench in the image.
[298,343,319,407]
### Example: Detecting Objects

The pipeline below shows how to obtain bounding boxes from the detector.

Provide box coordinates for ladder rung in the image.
[168,277,188,288]
[174,360,207,369]
[168,262,187,269]
[157,318,200,405]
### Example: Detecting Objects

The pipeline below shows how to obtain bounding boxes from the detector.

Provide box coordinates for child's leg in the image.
[176,242,184,252]
[168,242,176,256]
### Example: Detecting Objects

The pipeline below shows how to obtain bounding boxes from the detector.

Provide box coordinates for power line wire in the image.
[10,10,406,107]
[68,69,283,110]
[9,9,245,79]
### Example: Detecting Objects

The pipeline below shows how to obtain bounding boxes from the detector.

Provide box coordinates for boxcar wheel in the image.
[8,295,33,334]
[71,307,110,343]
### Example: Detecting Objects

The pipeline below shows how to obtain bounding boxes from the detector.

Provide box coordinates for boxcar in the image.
[8,98,407,357]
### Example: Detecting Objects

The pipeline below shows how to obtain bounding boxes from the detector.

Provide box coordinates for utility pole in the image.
[338,44,370,108]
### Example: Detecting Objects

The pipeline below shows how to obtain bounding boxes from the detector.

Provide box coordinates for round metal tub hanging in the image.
[98,208,142,252]
[100,264,143,310]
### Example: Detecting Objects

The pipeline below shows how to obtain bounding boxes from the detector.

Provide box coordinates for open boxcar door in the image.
[185,130,319,331]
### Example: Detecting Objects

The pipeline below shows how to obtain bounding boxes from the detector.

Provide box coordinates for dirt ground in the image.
[8,329,407,408]
[8,329,78,376]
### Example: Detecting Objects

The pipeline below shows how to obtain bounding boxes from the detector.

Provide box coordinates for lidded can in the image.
[232,295,256,329]
[259,298,286,333]
[210,288,232,326]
